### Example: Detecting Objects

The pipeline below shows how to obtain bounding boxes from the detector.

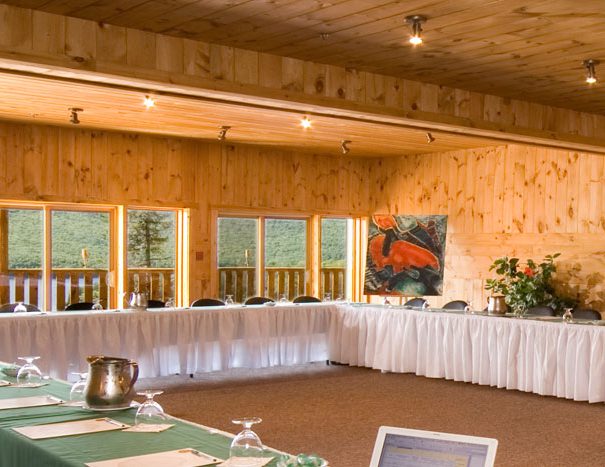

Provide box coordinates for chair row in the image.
[190,295,322,307]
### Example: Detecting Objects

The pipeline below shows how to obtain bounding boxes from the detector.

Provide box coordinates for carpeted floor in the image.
[138,364,605,466]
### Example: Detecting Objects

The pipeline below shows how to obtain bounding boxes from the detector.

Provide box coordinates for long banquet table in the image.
[1,303,605,403]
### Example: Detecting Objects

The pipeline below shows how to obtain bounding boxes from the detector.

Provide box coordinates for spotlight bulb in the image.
[143,95,155,109]
[300,116,312,129]
[586,76,597,84]
[409,35,423,45]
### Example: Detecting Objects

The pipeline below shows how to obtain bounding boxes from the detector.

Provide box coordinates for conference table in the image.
[1,303,604,403]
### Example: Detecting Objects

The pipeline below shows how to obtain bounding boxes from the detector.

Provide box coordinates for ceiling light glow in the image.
[143,95,155,109]
[300,116,312,129]
[583,59,599,84]
[405,15,427,46]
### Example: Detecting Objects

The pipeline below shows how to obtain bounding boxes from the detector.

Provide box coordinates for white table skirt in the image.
[0,304,332,379]
[328,305,605,403]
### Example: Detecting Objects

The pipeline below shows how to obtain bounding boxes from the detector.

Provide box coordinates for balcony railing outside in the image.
[1,268,174,310]
[219,266,346,302]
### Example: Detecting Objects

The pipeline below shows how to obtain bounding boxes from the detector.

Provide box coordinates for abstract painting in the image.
[364,214,447,296]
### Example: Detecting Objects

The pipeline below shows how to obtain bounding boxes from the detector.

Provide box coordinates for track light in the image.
[143,95,155,109]
[426,132,435,143]
[341,139,351,155]
[405,15,427,45]
[218,125,231,141]
[68,107,82,125]
[300,116,312,129]
[583,59,599,84]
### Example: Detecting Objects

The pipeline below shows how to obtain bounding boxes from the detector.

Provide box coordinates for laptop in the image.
[369,426,498,467]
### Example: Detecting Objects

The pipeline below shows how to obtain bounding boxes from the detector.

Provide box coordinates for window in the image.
[0,202,187,311]
[320,217,351,299]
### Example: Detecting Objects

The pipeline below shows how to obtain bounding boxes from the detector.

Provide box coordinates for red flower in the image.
[524,267,534,277]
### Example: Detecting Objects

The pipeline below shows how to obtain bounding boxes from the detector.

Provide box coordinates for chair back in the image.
[0,303,41,313]
[526,305,555,317]
[190,298,225,307]
[244,296,274,305]
[65,302,94,311]
[443,300,468,310]
[147,299,165,308]
[405,298,427,308]
[293,295,321,303]
[573,308,602,320]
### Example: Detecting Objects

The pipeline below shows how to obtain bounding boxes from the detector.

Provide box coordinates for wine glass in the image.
[464,299,473,314]
[422,301,430,310]
[225,295,235,306]
[14,302,27,313]
[92,298,103,311]
[69,372,88,402]
[323,292,332,302]
[16,356,42,386]
[382,296,391,306]
[278,293,289,305]
[135,390,168,427]
[563,307,574,323]
[165,297,174,308]
[229,417,265,463]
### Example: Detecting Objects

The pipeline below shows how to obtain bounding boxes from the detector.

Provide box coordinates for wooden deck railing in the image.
[219,266,346,302]
[1,268,174,310]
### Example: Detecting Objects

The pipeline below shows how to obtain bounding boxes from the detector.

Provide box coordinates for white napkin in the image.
[218,457,274,467]
[122,423,174,433]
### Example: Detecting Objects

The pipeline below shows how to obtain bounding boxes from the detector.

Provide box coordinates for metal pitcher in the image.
[84,355,139,409]
[487,295,507,315]
[128,291,148,310]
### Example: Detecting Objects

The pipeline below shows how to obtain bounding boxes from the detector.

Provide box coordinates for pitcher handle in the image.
[129,361,139,386]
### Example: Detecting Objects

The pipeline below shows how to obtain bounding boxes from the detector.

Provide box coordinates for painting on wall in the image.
[364,214,447,296]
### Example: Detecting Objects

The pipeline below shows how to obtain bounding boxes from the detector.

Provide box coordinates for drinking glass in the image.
[69,372,88,402]
[422,301,430,310]
[278,293,289,305]
[464,299,473,313]
[16,356,42,386]
[92,299,103,311]
[135,390,168,426]
[14,302,27,313]
[165,297,174,308]
[382,296,391,306]
[563,307,574,323]
[323,293,332,302]
[229,417,265,463]
[225,295,235,306]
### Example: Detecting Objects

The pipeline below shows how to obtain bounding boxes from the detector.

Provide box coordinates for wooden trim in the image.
[42,206,51,311]
[308,215,320,298]
[257,217,265,298]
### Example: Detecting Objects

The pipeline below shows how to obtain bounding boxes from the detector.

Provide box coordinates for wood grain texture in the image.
[375,144,605,314]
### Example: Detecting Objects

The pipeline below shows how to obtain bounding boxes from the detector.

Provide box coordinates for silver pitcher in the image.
[487,295,507,315]
[84,355,139,409]
[128,291,148,310]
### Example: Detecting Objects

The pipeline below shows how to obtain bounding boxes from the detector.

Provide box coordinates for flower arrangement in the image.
[485,253,575,314]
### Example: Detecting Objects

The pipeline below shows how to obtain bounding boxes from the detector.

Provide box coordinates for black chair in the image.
[526,305,556,317]
[147,299,165,308]
[0,303,41,313]
[405,298,427,308]
[573,308,602,320]
[190,298,225,307]
[244,296,274,305]
[443,300,468,310]
[64,302,94,311]
[293,295,321,303]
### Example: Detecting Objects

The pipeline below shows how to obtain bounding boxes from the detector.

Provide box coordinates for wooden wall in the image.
[0,121,376,301]
[377,145,605,312]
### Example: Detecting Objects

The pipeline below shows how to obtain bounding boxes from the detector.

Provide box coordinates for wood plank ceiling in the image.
[0,71,500,157]
[4,0,605,114]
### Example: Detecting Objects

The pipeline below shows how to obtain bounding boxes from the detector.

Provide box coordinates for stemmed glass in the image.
[323,293,332,302]
[229,417,265,463]
[563,307,574,323]
[464,299,473,314]
[135,390,169,427]
[225,295,235,306]
[16,356,42,386]
[14,302,27,313]
[278,294,289,305]
[69,372,88,403]
[92,299,103,311]
[165,297,174,308]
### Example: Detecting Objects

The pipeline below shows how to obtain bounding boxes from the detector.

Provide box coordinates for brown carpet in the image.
[138,364,605,467]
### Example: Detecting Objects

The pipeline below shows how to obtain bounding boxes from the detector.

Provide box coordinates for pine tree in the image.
[128,211,171,267]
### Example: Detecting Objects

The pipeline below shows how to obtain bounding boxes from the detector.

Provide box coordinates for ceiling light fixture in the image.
[68,107,82,125]
[341,139,352,155]
[143,95,156,109]
[426,132,435,143]
[405,15,427,45]
[218,125,231,141]
[300,116,312,129]
[583,59,599,84]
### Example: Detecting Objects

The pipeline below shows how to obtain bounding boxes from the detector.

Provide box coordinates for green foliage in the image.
[127,210,175,268]
[7,209,43,268]
[485,253,575,313]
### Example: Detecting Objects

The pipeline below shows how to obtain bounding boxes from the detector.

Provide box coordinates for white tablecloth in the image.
[0,304,332,379]
[328,305,605,403]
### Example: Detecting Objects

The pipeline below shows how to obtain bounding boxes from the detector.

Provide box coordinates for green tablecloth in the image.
[0,374,276,466]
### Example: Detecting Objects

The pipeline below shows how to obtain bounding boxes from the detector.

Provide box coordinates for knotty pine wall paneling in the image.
[376,145,605,313]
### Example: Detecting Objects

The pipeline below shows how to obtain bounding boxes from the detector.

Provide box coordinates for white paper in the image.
[11,382,49,388]
[14,417,129,439]
[218,457,274,467]
[85,448,224,467]
[0,395,63,410]
[122,423,174,433]
[0,380,11,387]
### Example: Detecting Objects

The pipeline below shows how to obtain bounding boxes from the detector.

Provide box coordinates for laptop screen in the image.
[371,427,497,467]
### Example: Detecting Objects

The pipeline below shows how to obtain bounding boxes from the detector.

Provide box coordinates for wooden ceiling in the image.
[0,71,501,157]
[5,0,605,114]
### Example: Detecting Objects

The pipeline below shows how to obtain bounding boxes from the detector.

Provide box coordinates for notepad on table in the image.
[0,395,63,410]
[13,417,129,439]
[86,448,224,467]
